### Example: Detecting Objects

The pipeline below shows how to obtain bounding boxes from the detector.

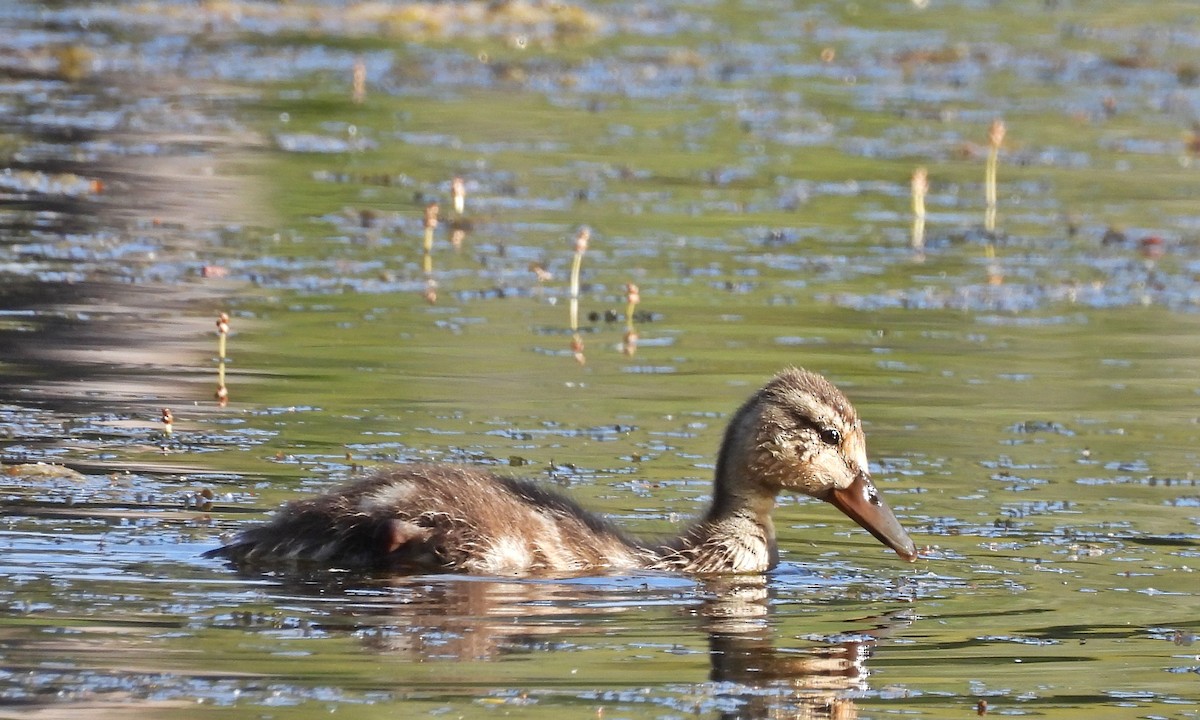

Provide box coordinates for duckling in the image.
[206,368,917,575]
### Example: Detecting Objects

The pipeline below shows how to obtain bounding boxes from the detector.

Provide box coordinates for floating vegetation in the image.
[0,169,101,198]
[111,1,605,45]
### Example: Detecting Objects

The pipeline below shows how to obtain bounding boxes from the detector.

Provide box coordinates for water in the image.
[2,1,1199,718]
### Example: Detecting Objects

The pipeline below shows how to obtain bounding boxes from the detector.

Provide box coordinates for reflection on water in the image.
[1,5,263,468]
[700,577,909,720]
[207,572,911,719]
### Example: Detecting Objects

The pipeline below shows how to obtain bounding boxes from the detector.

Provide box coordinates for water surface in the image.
[2,1,1199,718]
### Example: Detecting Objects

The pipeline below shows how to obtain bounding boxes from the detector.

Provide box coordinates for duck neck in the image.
[703,467,778,534]
[651,398,781,572]
[705,415,778,527]
[670,467,777,573]
[699,432,779,554]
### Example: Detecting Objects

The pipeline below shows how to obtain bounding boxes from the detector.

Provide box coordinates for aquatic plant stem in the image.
[622,282,639,356]
[985,239,1003,285]
[985,118,1005,234]
[422,202,438,276]
[569,227,590,365]
[569,226,589,333]
[451,176,465,217]
[215,312,229,407]
[352,57,366,104]
[911,167,928,251]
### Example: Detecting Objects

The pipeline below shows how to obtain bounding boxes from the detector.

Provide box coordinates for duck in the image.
[205,368,918,575]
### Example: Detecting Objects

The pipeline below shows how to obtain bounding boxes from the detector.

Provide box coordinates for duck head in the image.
[715,368,918,561]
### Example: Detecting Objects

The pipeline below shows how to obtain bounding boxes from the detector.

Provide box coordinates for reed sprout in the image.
[570,332,585,365]
[622,282,639,356]
[985,240,1003,285]
[215,312,230,407]
[451,176,466,216]
[422,202,439,275]
[910,167,928,252]
[984,118,1005,233]
[568,226,589,332]
[529,261,552,301]
[569,226,590,365]
[449,177,469,249]
[352,57,366,104]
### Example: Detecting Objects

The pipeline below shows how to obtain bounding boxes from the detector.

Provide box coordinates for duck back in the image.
[207,464,650,574]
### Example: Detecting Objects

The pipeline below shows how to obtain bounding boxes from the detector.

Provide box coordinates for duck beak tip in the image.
[826,474,917,564]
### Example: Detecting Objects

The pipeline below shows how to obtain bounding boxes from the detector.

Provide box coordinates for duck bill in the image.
[826,473,918,561]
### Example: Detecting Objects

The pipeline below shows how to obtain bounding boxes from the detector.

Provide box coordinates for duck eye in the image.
[819,427,841,446]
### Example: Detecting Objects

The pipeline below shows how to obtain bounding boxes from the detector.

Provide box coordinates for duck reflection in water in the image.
[699,575,910,720]
[265,573,910,720]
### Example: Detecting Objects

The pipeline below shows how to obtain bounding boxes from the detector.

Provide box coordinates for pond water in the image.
[2,1,1200,718]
